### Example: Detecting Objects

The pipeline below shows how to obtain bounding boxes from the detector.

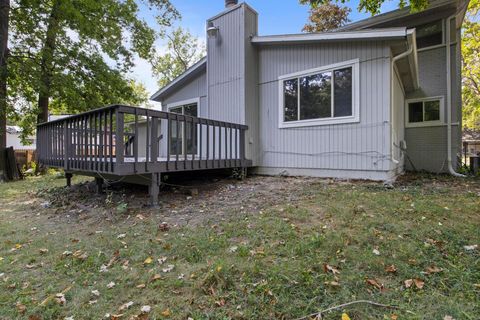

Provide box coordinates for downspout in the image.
[446,15,466,177]
[390,39,413,164]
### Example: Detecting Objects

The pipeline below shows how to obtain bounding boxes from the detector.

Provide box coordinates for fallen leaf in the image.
[143,257,153,265]
[159,222,170,232]
[151,274,162,282]
[323,264,340,275]
[136,283,146,289]
[157,257,167,264]
[404,279,413,288]
[162,265,174,273]
[16,302,26,314]
[443,316,455,320]
[385,265,397,273]
[141,305,151,313]
[107,282,116,289]
[464,244,478,251]
[89,300,98,305]
[55,293,66,305]
[91,290,100,297]
[372,248,381,256]
[366,278,383,290]
[424,265,442,275]
[391,314,398,320]
[414,278,425,289]
[119,301,134,311]
[404,278,424,289]
[73,250,88,261]
[110,314,124,320]
[161,309,171,317]
[117,234,126,239]
[342,313,351,320]
[136,214,146,220]
[39,248,49,254]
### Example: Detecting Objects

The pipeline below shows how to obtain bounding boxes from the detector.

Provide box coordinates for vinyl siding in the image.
[404,24,461,172]
[257,41,392,173]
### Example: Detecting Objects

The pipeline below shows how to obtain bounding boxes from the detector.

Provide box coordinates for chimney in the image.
[225,0,238,8]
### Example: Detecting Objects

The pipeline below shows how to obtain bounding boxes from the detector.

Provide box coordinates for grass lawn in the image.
[0,173,479,319]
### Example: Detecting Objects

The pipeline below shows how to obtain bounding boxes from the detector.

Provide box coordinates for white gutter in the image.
[251,27,408,44]
[390,30,416,165]
[446,15,466,177]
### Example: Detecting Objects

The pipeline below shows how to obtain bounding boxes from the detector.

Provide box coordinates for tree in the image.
[0,0,8,178]
[152,27,205,88]
[7,0,180,139]
[462,0,480,129]
[302,2,351,32]
[300,0,429,15]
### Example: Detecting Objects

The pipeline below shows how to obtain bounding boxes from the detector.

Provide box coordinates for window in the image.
[279,60,359,128]
[416,20,443,49]
[168,99,199,155]
[406,97,443,127]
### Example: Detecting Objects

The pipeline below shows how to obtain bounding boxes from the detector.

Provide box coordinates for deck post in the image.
[95,177,104,194]
[65,172,73,187]
[149,173,160,207]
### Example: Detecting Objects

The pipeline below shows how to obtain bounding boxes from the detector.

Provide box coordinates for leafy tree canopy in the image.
[152,27,205,89]
[462,0,480,129]
[7,0,179,139]
[300,0,429,15]
[302,1,351,32]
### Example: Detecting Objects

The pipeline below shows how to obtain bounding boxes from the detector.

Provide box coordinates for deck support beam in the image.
[95,177,104,194]
[65,172,73,187]
[149,173,160,207]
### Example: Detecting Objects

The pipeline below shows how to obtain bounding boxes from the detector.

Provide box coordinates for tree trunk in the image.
[0,0,9,180]
[36,0,61,124]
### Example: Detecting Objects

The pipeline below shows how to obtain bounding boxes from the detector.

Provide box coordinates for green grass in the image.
[0,174,479,319]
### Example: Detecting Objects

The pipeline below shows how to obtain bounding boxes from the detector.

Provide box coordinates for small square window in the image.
[407,98,442,126]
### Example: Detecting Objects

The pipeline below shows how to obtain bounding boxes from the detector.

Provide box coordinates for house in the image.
[36,0,470,204]
[7,126,36,150]
[462,128,480,156]
[149,0,468,179]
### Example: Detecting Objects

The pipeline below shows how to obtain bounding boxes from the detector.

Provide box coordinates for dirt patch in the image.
[34,174,324,227]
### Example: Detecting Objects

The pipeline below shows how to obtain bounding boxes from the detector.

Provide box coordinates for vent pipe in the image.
[225,0,238,8]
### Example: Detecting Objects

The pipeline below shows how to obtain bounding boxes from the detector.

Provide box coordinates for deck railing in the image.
[37,105,249,175]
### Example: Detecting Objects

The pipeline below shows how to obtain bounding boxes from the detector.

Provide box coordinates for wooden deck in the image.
[36,104,252,204]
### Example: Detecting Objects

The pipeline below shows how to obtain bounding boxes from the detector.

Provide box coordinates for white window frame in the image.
[405,96,444,128]
[166,97,201,156]
[278,59,360,129]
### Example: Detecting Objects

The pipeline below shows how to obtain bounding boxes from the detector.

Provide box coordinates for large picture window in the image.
[279,60,359,128]
[406,97,444,127]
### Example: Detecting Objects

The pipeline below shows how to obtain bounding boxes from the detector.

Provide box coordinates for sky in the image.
[132,0,401,98]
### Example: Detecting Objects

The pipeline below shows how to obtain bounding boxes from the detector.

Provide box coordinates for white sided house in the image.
[150,0,468,180]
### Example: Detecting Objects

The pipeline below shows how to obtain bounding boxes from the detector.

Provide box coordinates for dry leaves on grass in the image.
[323,264,340,275]
[366,278,385,291]
[385,265,397,273]
[404,278,424,289]
[424,265,443,275]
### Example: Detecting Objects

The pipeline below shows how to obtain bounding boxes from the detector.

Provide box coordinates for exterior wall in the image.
[256,41,393,177]
[404,19,461,172]
[207,4,260,165]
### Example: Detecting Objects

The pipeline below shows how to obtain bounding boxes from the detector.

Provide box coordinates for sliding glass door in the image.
[169,103,198,156]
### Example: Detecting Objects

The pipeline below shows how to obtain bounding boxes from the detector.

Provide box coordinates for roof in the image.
[7,126,21,134]
[150,57,207,101]
[339,0,468,31]
[463,129,480,142]
[251,27,409,45]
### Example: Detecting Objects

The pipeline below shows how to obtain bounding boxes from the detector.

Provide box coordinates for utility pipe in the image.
[446,15,466,177]
[390,39,413,165]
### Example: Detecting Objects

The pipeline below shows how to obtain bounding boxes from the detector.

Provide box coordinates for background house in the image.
[6,126,36,150]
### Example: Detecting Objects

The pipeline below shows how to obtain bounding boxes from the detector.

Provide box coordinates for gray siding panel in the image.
[258,41,392,173]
